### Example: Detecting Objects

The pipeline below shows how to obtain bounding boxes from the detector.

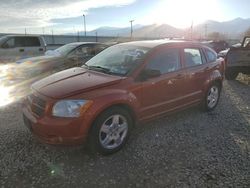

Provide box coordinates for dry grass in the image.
[237,73,250,85]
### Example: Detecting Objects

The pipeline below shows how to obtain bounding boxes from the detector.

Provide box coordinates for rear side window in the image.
[146,48,181,74]
[15,37,26,47]
[15,37,41,47]
[205,48,217,63]
[2,37,41,48]
[24,37,41,47]
[184,48,203,67]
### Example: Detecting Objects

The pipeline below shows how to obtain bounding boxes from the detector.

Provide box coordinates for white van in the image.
[0,35,46,63]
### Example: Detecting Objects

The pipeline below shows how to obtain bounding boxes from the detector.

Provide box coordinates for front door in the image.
[139,47,186,119]
[0,37,21,62]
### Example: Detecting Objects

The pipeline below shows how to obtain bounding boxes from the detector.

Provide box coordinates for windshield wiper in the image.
[87,65,111,74]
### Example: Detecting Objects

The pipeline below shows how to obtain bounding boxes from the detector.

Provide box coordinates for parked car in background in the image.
[2,42,108,100]
[22,40,225,155]
[15,42,108,70]
[225,36,250,80]
[203,40,229,53]
[217,43,241,58]
[0,35,46,63]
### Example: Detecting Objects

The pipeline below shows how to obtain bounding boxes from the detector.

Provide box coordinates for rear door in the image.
[140,47,186,119]
[182,47,209,101]
[22,37,44,57]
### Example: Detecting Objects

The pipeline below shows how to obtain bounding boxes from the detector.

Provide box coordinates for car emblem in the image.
[168,80,173,85]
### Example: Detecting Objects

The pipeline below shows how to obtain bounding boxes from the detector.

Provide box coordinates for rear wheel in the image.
[203,83,221,111]
[88,107,132,155]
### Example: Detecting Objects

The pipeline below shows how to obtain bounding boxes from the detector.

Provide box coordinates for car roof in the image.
[66,42,105,46]
[117,40,202,48]
[4,34,43,38]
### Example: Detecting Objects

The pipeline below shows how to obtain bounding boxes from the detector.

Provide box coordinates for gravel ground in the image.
[0,77,249,188]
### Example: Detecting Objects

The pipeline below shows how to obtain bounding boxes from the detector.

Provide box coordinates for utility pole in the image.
[190,20,193,40]
[83,14,86,37]
[25,28,27,35]
[130,20,134,40]
[51,29,54,44]
[204,24,208,39]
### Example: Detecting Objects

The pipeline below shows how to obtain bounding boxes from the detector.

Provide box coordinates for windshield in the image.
[54,44,78,56]
[85,45,149,76]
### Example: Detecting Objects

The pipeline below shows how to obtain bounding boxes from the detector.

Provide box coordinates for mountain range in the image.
[75,18,250,39]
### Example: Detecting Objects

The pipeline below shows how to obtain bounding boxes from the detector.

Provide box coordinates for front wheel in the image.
[88,107,133,155]
[203,83,221,111]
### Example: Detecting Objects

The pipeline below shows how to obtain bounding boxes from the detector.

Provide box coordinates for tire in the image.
[225,69,238,80]
[202,83,221,111]
[88,107,133,155]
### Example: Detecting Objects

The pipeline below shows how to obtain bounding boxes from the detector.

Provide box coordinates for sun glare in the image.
[0,64,15,107]
[0,85,14,107]
[150,0,220,28]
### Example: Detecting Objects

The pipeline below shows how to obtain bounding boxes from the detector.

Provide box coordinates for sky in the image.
[0,0,250,34]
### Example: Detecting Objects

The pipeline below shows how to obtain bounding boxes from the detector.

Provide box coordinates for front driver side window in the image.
[74,46,95,56]
[146,48,181,74]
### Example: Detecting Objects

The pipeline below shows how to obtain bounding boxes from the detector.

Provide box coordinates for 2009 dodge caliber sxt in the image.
[22,40,225,154]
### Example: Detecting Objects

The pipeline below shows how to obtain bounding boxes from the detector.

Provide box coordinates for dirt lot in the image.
[0,76,249,188]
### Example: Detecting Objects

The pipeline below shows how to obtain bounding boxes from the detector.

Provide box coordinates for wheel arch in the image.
[86,101,138,137]
[211,78,222,90]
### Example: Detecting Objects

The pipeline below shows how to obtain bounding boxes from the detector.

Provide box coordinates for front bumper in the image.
[22,101,88,145]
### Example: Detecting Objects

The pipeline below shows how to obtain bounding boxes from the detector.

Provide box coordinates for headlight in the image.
[52,100,92,117]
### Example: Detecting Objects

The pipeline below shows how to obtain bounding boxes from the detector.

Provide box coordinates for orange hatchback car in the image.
[22,40,224,154]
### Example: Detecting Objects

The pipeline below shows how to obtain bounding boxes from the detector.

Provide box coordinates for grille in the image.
[27,94,46,117]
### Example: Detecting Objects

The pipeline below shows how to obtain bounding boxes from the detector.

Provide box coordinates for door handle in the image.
[19,49,24,52]
[204,67,209,72]
[175,74,185,79]
[169,74,184,83]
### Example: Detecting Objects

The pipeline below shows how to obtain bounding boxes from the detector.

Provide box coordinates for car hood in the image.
[32,67,123,99]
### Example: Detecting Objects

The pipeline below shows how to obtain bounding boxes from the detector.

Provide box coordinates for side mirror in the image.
[139,69,161,81]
